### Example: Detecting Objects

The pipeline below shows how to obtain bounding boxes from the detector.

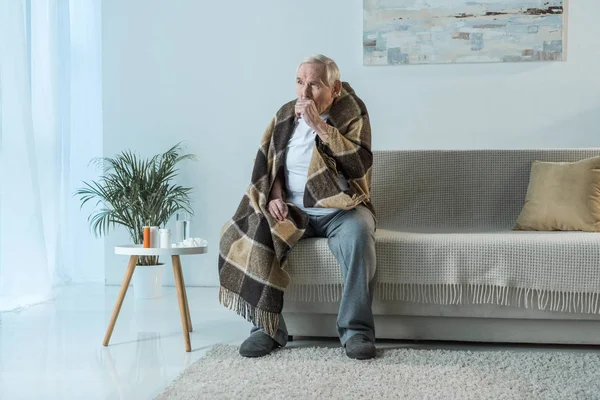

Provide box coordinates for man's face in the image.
[296,63,336,115]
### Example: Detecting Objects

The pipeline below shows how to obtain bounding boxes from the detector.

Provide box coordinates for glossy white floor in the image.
[0,284,250,400]
[0,284,596,400]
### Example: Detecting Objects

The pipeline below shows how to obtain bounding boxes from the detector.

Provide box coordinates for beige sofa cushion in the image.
[514,156,600,232]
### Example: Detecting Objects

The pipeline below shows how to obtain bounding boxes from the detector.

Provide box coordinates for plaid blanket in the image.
[218,82,374,336]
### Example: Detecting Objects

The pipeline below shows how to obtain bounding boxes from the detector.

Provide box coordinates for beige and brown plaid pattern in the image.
[218,82,374,336]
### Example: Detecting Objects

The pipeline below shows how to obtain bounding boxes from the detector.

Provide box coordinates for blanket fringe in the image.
[285,283,600,314]
[219,286,279,337]
[286,283,342,303]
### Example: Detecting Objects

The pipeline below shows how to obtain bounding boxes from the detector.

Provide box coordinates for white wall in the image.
[102,0,600,286]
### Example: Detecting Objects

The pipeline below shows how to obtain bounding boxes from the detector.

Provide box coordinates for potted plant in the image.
[76,143,195,299]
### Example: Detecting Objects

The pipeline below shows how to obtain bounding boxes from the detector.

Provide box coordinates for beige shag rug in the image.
[155,344,600,399]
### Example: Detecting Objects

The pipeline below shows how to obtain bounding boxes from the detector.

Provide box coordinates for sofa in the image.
[283,149,600,345]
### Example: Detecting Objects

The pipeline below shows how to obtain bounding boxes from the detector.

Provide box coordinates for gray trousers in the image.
[251,205,376,346]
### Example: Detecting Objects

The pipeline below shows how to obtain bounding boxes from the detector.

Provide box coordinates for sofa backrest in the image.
[371,149,600,232]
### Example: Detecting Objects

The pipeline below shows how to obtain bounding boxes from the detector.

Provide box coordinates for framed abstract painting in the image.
[364,0,568,65]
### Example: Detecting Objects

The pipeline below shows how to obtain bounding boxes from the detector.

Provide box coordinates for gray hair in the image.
[297,54,341,87]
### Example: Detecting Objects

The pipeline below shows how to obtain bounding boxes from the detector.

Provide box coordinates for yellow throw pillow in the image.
[514,155,600,232]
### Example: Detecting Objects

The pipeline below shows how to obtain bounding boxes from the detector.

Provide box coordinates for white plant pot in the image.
[133,264,164,299]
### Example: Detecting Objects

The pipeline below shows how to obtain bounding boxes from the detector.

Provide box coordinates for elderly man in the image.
[219,55,376,359]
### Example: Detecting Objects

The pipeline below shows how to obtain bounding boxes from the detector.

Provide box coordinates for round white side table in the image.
[103,244,208,352]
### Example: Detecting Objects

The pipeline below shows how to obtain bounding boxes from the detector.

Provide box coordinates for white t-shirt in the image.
[284,115,349,216]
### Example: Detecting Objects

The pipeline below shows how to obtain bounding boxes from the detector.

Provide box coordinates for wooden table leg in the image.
[103,255,138,346]
[172,255,191,352]
[177,262,193,332]
[183,287,192,332]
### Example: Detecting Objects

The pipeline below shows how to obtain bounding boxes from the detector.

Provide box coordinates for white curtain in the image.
[0,0,104,312]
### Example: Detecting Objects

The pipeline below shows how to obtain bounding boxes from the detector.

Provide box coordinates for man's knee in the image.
[344,221,374,248]
[338,210,374,242]
[332,218,376,280]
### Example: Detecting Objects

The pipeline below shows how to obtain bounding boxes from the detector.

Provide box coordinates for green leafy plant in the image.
[75,143,195,265]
